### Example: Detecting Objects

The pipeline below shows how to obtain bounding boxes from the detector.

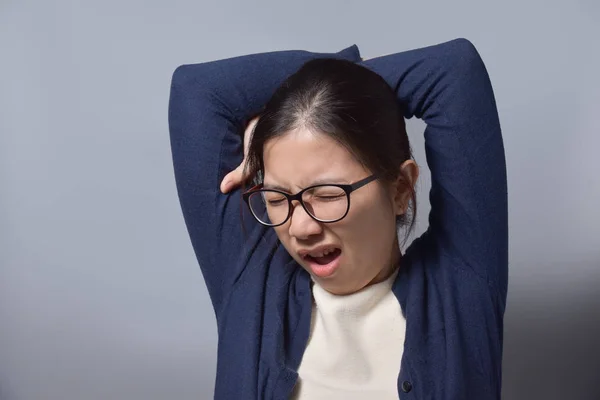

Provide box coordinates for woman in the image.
[168,38,508,399]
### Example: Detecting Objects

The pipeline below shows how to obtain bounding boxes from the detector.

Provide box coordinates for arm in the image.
[362,39,508,303]
[168,46,362,316]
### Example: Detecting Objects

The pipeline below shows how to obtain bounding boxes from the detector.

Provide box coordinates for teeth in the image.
[309,248,336,258]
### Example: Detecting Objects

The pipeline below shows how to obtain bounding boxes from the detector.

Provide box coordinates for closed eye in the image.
[315,194,346,201]
[267,199,287,206]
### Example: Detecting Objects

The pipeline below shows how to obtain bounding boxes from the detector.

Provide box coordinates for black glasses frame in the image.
[242,174,378,227]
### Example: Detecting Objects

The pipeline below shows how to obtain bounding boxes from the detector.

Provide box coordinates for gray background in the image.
[1,0,599,399]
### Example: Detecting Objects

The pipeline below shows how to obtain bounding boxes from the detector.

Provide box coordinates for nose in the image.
[287,201,322,240]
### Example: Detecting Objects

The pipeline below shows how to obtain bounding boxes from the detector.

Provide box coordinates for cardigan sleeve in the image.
[362,39,508,302]
[168,46,362,315]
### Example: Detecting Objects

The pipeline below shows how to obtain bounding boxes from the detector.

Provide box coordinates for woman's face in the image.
[262,128,409,295]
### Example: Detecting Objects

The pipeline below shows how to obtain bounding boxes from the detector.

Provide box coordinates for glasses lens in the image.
[248,190,289,226]
[302,185,349,222]
[248,186,349,226]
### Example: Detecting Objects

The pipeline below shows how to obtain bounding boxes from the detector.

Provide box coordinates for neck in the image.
[368,238,402,287]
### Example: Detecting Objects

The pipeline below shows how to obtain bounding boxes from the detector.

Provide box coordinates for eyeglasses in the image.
[242,174,378,227]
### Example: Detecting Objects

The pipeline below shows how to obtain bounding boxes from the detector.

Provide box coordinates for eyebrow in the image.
[262,177,350,192]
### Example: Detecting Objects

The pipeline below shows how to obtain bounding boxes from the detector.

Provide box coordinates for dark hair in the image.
[244,58,417,242]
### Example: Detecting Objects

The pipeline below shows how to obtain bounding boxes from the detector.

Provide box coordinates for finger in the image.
[220,172,234,193]
[220,166,243,193]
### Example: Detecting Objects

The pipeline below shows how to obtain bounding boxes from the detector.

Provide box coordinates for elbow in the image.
[452,38,479,59]
[452,38,486,66]
[168,64,195,129]
[170,63,214,99]
[446,38,489,80]
[171,64,196,92]
[168,63,214,141]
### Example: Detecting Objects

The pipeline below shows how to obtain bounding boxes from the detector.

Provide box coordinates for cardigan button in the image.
[402,380,413,393]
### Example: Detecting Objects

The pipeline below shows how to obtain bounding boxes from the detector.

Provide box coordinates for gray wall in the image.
[1,1,598,399]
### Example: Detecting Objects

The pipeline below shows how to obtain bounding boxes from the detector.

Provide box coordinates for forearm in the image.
[361,39,497,124]
[172,46,361,126]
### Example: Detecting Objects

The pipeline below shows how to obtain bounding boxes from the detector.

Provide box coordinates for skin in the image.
[221,119,419,295]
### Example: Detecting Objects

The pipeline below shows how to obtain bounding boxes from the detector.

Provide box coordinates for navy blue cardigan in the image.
[168,39,508,399]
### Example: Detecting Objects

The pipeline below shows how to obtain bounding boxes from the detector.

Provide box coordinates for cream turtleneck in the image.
[291,269,406,399]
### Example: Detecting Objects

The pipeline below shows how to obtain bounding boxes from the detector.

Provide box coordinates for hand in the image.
[220,116,259,194]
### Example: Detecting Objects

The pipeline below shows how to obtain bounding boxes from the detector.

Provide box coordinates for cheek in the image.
[339,193,397,253]
[273,226,289,246]
[349,189,396,229]
[272,226,300,260]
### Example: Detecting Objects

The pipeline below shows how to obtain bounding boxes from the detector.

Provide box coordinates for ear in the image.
[392,160,419,215]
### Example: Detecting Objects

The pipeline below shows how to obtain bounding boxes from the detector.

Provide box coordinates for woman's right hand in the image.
[220,116,260,194]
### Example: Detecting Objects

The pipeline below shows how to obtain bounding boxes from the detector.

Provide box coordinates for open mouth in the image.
[303,248,342,278]
[305,248,342,265]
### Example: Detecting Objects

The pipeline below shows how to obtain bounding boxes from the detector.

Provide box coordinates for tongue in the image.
[311,249,341,265]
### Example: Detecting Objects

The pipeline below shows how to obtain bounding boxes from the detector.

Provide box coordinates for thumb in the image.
[220,164,244,194]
